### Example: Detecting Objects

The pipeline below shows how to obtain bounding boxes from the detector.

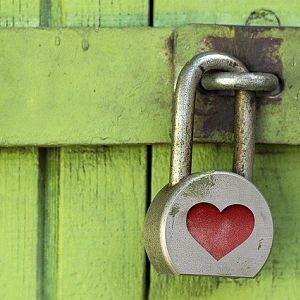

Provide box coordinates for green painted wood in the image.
[46,146,147,299]
[0,27,172,146]
[0,2,41,299]
[150,144,300,300]
[43,148,60,300]
[0,26,299,145]
[0,0,39,27]
[42,2,149,299]
[154,0,300,27]
[51,0,148,27]
[0,147,40,299]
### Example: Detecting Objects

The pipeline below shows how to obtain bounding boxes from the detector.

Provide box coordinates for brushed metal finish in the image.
[202,72,279,91]
[170,52,252,186]
[233,90,255,180]
[145,172,273,276]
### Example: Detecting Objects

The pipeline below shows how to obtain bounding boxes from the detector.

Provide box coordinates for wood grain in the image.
[0,148,39,299]
[42,148,60,299]
[42,2,149,299]
[0,2,40,299]
[0,1,298,300]
[154,0,300,27]
[45,147,147,299]
[0,26,299,145]
[0,27,172,146]
[51,0,148,27]
[0,0,39,27]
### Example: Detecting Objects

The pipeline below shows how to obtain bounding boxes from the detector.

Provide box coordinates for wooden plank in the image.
[0,0,39,27]
[49,146,146,299]
[0,147,39,299]
[150,144,300,300]
[51,0,148,27]
[0,27,172,146]
[0,2,40,299]
[154,0,300,27]
[0,26,299,145]
[43,2,149,299]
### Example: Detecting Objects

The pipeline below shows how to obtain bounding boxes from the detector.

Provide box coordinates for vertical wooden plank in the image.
[45,147,147,299]
[150,144,300,300]
[44,147,148,300]
[0,1,40,299]
[0,148,39,300]
[58,147,146,299]
[45,1,149,299]
[51,0,148,27]
[0,0,40,27]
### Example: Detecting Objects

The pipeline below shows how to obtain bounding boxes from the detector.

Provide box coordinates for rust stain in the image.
[195,26,283,138]
[166,32,175,57]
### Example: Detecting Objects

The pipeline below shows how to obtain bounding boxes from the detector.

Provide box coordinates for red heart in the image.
[186,203,254,260]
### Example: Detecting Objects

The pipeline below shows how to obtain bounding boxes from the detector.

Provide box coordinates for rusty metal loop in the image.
[201,72,279,91]
[171,51,255,186]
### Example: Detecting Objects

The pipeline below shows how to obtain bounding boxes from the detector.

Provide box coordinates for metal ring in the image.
[201,72,279,91]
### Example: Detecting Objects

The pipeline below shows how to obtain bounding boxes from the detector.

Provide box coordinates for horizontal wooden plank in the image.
[154,0,300,27]
[0,27,173,146]
[0,26,299,145]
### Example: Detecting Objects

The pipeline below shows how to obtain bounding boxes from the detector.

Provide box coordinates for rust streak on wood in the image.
[195,26,283,138]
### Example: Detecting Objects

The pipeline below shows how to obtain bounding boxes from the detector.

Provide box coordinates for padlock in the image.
[144,52,273,277]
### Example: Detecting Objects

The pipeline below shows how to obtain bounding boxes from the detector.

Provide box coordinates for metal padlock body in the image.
[145,171,273,277]
[144,52,274,278]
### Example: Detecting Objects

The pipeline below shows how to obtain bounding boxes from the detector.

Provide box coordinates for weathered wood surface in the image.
[0,1,150,300]
[0,0,39,27]
[0,148,39,299]
[154,0,300,27]
[44,147,147,299]
[0,2,40,300]
[42,1,149,300]
[0,1,300,300]
[50,0,148,27]
[0,26,299,145]
[0,27,172,146]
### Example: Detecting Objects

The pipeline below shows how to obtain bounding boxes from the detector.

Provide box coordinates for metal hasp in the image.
[170,52,255,184]
[144,51,274,277]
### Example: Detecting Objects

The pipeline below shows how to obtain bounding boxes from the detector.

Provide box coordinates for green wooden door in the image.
[1,1,300,299]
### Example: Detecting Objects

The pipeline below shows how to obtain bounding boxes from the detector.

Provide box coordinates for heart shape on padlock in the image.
[186,203,255,260]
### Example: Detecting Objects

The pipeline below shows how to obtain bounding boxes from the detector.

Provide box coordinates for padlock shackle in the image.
[170,52,255,186]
